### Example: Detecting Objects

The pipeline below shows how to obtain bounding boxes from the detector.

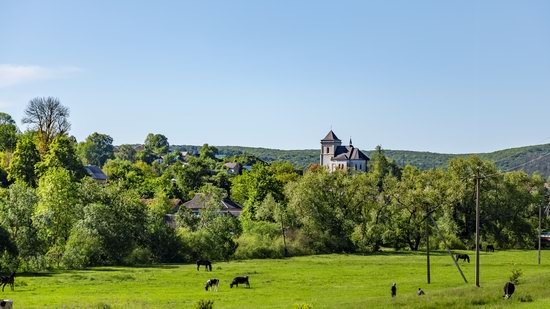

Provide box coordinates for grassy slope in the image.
[4,250,550,308]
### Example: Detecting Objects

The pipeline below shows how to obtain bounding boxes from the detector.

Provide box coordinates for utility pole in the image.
[539,202,542,266]
[475,171,481,287]
[426,206,431,284]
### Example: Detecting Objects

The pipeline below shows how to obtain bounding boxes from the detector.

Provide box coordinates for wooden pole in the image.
[539,202,542,266]
[475,173,481,287]
[426,210,431,284]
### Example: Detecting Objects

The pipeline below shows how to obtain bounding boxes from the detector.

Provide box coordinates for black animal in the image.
[230,276,250,288]
[0,300,13,309]
[196,259,212,271]
[486,245,495,252]
[205,278,220,292]
[417,288,425,296]
[0,272,15,292]
[503,282,515,299]
[455,253,470,263]
[391,283,396,298]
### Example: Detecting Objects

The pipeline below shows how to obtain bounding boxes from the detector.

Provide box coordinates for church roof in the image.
[332,146,370,161]
[322,130,341,142]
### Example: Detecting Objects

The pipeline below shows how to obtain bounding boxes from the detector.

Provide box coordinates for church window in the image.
[326,147,329,153]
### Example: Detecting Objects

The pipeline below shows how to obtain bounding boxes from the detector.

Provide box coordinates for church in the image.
[320,130,370,172]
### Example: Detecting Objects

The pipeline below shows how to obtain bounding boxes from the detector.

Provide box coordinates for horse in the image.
[486,245,495,252]
[230,276,250,288]
[196,259,212,271]
[205,278,219,292]
[0,272,15,292]
[503,282,515,299]
[455,253,470,263]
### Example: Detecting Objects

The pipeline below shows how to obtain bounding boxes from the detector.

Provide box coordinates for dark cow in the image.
[230,276,250,288]
[486,245,495,253]
[0,272,15,292]
[503,282,515,299]
[455,253,470,263]
[196,259,212,271]
[205,278,220,292]
[391,283,396,298]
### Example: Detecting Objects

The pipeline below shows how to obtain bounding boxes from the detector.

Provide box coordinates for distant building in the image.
[320,130,369,172]
[182,193,243,217]
[84,165,108,183]
[223,162,243,175]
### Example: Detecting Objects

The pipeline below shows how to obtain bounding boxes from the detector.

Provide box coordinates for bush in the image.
[123,247,152,266]
[62,226,103,269]
[293,304,313,309]
[509,266,523,285]
[233,233,284,259]
[194,299,214,309]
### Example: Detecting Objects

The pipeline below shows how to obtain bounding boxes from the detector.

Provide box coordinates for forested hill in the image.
[176,144,550,177]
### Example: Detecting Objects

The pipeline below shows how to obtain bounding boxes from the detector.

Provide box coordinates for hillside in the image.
[173,144,550,177]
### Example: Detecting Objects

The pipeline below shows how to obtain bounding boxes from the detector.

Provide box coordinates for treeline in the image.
[0,97,549,272]
[186,144,550,177]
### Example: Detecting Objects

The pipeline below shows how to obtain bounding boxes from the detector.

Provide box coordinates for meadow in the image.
[2,250,550,308]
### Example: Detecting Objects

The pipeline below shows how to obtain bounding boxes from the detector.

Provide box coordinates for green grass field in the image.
[2,250,550,308]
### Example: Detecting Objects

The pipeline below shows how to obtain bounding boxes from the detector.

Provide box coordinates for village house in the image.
[320,130,370,172]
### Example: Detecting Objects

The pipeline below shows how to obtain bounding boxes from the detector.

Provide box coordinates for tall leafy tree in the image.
[8,134,41,187]
[0,182,43,259]
[33,167,80,263]
[22,97,71,153]
[115,144,137,162]
[78,132,114,167]
[0,112,18,152]
[36,135,86,179]
[199,143,218,160]
[144,133,169,158]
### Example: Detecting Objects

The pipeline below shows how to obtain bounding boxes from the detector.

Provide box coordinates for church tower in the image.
[320,130,342,168]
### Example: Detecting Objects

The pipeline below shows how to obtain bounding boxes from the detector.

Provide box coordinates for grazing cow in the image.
[455,253,470,263]
[503,282,515,299]
[486,245,495,253]
[205,279,220,292]
[417,288,425,296]
[0,272,15,292]
[230,276,250,288]
[391,283,396,298]
[0,300,13,309]
[196,259,212,271]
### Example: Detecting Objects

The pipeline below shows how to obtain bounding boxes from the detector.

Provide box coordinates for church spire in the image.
[349,137,353,147]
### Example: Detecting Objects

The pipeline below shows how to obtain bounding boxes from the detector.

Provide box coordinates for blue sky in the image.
[1,0,549,153]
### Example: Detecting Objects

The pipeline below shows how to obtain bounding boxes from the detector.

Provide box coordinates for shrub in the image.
[519,294,533,303]
[123,247,152,266]
[62,226,102,269]
[233,233,283,259]
[293,304,313,309]
[509,266,523,285]
[194,299,214,309]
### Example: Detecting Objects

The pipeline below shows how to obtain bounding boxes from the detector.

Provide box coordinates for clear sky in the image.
[1,0,549,153]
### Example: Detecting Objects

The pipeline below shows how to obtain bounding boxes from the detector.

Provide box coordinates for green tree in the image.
[36,135,86,179]
[115,144,137,162]
[33,168,80,258]
[144,133,169,158]
[78,132,114,167]
[231,163,284,221]
[0,113,18,152]
[0,182,43,259]
[8,134,41,187]
[199,143,218,160]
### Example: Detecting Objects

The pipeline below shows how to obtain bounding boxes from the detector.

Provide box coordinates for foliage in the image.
[0,121,18,152]
[510,265,523,285]
[115,144,137,162]
[79,132,114,167]
[36,134,86,179]
[194,299,214,309]
[8,134,41,186]
[144,133,169,159]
